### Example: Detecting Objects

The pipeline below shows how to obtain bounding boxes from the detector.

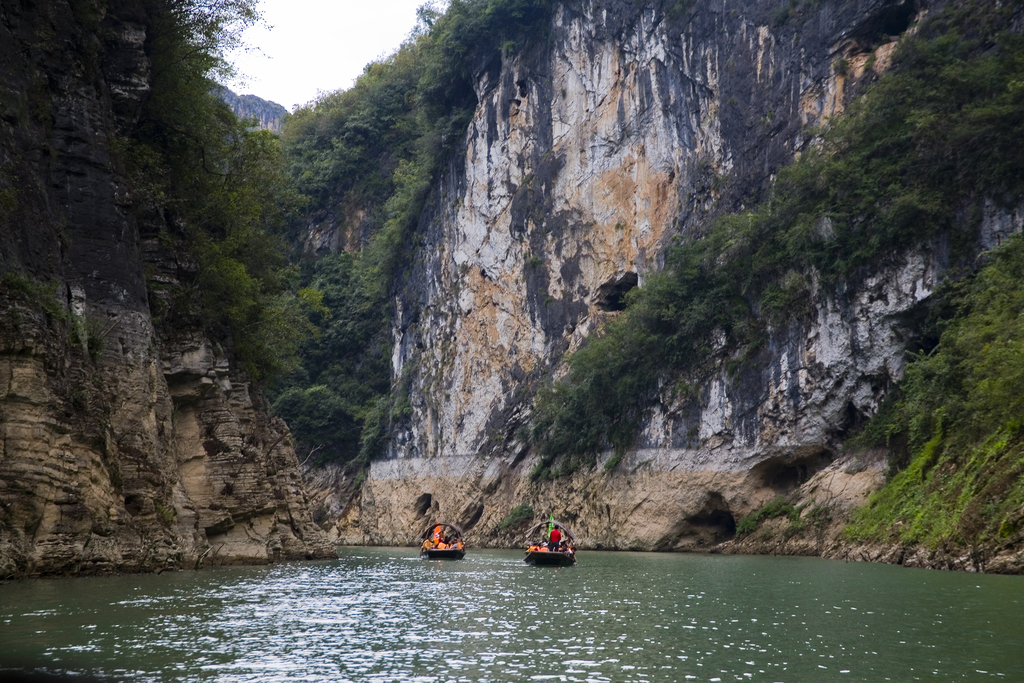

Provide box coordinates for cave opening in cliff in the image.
[124,495,144,517]
[752,450,833,492]
[686,492,737,543]
[596,272,639,312]
[854,0,917,43]
[414,493,433,519]
[687,508,737,542]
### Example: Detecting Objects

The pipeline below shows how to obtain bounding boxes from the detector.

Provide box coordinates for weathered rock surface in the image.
[218,87,288,133]
[338,0,992,560]
[0,0,331,577]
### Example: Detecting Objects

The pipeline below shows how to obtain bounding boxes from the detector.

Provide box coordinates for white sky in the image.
[227,0,425,111]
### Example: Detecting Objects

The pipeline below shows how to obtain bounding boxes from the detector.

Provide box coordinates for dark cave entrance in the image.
[853,0,917,43]
[687,492,737,542]
[596,272,639,312]
[413,493,433,519]
[751,450,834,493]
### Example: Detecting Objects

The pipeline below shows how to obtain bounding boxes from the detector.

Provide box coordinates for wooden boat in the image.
[524,547,576,566]
[422,547,466,559]
[523,520,577,566]
[419,522,467,559]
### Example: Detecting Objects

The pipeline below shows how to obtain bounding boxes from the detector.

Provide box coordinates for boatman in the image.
[548,524,561,552]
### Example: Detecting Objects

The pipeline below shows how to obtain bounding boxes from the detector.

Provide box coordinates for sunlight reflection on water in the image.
[1,548,1023,682]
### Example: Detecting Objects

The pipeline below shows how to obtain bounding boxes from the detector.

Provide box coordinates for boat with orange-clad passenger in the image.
[523,519,577,566]
[419,522,467,559]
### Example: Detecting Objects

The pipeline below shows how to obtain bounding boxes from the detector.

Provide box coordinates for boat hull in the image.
[420,548,466,560]
[524,550,576,566]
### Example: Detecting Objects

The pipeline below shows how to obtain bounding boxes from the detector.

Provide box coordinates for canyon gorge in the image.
[2,0,1023,577]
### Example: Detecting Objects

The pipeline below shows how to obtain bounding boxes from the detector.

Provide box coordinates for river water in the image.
[1,548,1022,682]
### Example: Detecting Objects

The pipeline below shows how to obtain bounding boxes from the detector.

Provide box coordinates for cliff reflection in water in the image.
[1,548,1022,682]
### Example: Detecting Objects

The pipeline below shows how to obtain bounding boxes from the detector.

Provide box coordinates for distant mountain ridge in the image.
[218,87,287,133]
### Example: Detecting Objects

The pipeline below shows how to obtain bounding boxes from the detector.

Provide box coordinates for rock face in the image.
[0,0,331,577]
[345,0,958,548]
[218,87,288,133]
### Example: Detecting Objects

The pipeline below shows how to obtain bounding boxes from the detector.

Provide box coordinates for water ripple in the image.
[1,549,1023,681]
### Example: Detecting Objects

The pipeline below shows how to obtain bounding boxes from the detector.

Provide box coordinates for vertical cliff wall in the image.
[0,0,331,577]
[341,0,976,548]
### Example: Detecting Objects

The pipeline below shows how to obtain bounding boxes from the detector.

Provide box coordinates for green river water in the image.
[1,548,1022,682]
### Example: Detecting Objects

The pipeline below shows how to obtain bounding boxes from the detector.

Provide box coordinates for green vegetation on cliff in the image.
[846,234,1024,561]
[127,0,312,381]
[527,0,1024,463]
[0,0,311,383]
[274,0,554,466]
[270,251,393,466]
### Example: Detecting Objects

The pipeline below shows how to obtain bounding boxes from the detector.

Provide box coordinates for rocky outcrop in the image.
[218,87,288,133]
[338,0,965,549]
[360,246,932,549]
[716,447,1024,575]
[0,0,331,577]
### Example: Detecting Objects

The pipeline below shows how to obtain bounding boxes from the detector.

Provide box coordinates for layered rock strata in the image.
[343,0,965,549]
[0,0,331,577]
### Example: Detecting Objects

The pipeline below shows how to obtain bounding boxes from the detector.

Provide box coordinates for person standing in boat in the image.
[547,525,561,552]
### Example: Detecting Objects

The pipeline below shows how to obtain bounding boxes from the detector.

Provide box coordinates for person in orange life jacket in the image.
[548,526,561,551]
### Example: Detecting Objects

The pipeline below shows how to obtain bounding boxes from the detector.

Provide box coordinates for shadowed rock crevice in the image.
[413,493,433,519]
[850,0,918,43]
[656,492,737,550]
[124,495,144,517]
[751,450,834,493]
[595,272,639,312]
[460,502,485,531]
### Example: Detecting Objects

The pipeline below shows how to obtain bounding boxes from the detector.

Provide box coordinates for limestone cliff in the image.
[336,0,1012,556]
[218,87,288,133]
[0,0,331,577]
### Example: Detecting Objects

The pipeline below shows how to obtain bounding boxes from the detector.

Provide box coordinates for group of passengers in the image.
[526,524,574,555]
[421,525,464,551]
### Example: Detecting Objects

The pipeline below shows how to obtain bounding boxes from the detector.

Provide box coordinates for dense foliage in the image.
[498,503,536,530]
[846,234,1024,559]
[528,0,1024,463]
[736,497,800,537]
[270,252,392,465]
[125,0,311,381]
[274,0,554,466]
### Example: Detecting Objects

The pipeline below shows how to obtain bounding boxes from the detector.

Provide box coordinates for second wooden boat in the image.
[524,548,576,566]
[523,520,577,566]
